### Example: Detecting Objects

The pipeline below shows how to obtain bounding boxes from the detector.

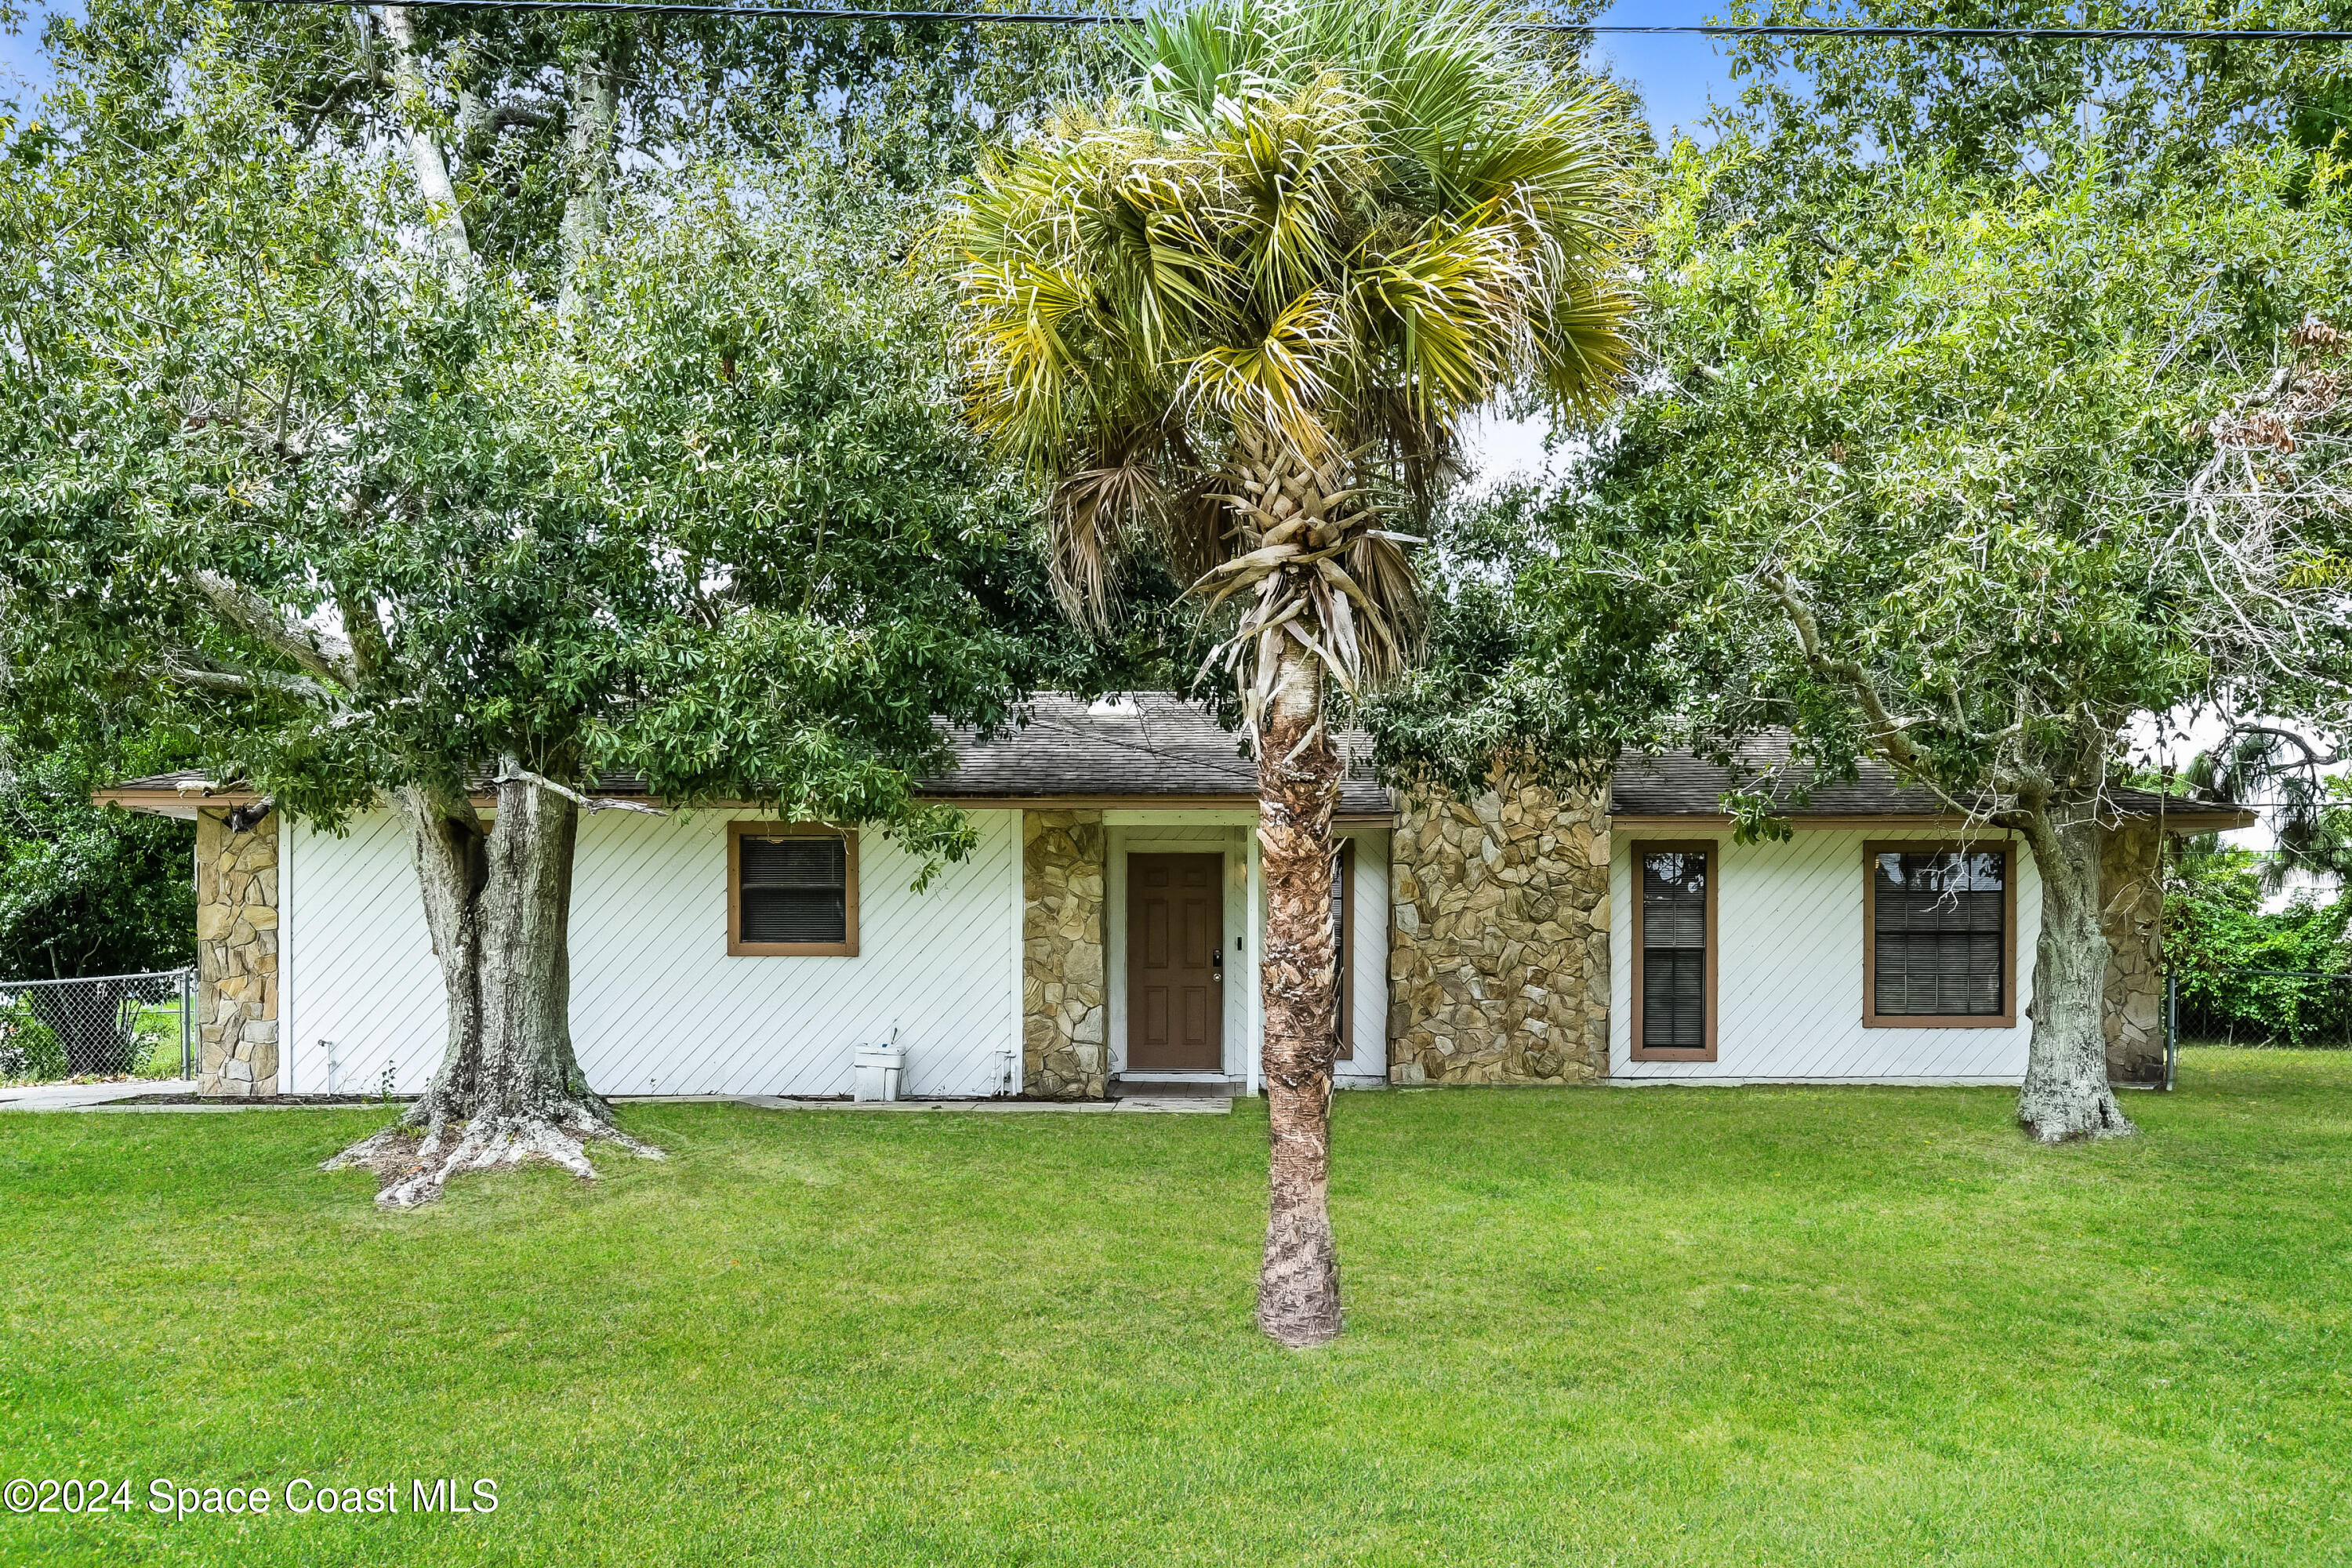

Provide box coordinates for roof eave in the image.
[1611,808,2256,833]
[90,785,1401,826]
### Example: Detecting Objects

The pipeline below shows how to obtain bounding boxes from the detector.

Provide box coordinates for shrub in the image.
[0,996,69,1082]
[2165,847,2352,1046]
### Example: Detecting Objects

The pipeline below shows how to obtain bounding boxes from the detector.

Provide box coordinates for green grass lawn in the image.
[3,1049,2349,1566]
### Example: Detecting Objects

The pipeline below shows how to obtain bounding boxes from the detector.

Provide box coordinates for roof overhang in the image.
[89,782,261,820]
[1612,808,2256,834]
[91,784,1399,827]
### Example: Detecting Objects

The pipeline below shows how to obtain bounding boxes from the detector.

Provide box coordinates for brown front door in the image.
[1127,853,1225,1070]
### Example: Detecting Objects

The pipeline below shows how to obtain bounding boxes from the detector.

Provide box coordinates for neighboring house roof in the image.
[89,708,2252,831]
[1610,733,2252,832]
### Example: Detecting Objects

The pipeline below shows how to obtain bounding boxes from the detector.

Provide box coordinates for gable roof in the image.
[928,693,1392,814]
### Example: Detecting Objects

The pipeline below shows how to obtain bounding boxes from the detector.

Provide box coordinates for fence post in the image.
[2164,971,2178,1093]
[180,968,192,1081]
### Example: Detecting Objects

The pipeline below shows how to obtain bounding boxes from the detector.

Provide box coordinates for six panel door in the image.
[1127,853,1225,1070]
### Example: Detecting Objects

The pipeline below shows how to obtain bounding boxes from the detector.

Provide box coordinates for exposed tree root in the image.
[2019,1083,2138,1145]
[324,1102,664,1208]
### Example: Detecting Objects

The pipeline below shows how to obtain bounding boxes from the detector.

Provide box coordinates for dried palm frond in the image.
[1185,428,1422,734]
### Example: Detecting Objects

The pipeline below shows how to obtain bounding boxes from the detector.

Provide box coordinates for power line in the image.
[230,0,2352,42]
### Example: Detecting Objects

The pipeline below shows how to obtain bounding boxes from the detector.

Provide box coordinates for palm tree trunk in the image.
[1254,639,1346,1347]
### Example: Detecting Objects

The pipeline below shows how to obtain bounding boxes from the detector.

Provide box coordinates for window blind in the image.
[740,836,848,944]
[1873,851,2004,1016]
[1641,850,1708,1048]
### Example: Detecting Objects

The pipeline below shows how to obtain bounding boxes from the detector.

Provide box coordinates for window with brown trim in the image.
[1863,842,2016,1028]
[1631,841,1716,1062]
[728,822,858,956]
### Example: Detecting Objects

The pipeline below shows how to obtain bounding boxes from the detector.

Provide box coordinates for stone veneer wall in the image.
[2100,819,2166,1085]
[1022,810,1108,1098]
[194,807,280,1096]
[1388,782,1611,1085]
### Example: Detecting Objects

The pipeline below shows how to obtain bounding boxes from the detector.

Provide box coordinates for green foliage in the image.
[1363,481,1693,796]
[0,13,1131,873]
[957,0,1637,478]
[1378,132,2352,823]
[27,0,1119,290]
[2165,844,2352,1045]
[0,994,67,1083]
[1713,0,2352,188]
[950,0,1640,728]
[0,714,195,981]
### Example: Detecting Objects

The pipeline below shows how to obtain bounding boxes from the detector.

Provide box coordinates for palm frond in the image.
[945,0,1637,697]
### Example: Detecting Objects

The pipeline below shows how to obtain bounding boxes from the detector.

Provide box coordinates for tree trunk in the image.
[1254,641,1346,1348]
[326,768,661,1205]
[2014,808,2136,1143]
[380,6,472,265]
[556,45,621,324]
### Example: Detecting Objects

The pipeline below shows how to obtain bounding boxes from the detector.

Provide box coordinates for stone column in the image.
[1388,779,1611,1085]
[194,808,280,1096]
[2100,818,2165,1085]
[1022,810,1107,1098]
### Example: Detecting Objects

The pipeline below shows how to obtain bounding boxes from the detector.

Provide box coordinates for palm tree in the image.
[949,0,1636,1347]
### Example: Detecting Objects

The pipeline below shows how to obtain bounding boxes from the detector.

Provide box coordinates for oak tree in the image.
[0,2,1105,1200]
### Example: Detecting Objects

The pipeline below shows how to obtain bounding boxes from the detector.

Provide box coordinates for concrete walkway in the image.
[0,1083,1229,1115]
[0,1078,198,1111]
[724,1095,1230,1115]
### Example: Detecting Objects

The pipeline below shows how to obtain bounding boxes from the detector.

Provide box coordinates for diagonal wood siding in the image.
[285,808,1021,1098]
[1610,827,2041,1082]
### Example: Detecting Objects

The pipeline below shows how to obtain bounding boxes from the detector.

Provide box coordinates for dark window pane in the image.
[1642,949,1707,1047]
[1642,850,1708,1047]
[740,836,848,944]
[742,888,846,944]
[742,836,845,889]
[1874,851,2005,1015]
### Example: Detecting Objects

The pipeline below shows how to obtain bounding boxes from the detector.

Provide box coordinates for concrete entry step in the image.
[1109,1073,1243,1100]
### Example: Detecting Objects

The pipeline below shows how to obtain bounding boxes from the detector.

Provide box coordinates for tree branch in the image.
[492,768,669,816]
[1761,564,1991,822]
[557,43,622,322]
[2217,722,2343,770]
[300,69,385,143]
[380,5,473,266]
[161,655,336,707]
[191,571,358,685]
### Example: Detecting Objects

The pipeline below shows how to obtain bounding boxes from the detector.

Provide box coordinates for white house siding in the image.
[1338,827,1390,1086]
[281,811,440,1097]
[1609,826,2041,1083]
[285,806,1022,1098]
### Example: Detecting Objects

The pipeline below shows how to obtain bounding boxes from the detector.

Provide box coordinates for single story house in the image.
[96,695,2246,1099]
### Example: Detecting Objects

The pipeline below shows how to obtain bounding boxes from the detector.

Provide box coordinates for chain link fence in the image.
[0,970,193,1083]
[2169,968,2352,1060]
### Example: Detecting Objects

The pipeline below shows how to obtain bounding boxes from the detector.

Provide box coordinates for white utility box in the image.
[853,1044,905,1103]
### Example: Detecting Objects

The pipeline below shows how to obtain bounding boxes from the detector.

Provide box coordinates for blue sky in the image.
[2,1,1742,133]
[1588,0,1745,142]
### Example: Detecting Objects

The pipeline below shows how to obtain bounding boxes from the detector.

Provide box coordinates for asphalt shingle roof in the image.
[1609,731,2242,825]
[926,692,1392,814]
[100,693,1394,814]
[100,710,2245,826]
